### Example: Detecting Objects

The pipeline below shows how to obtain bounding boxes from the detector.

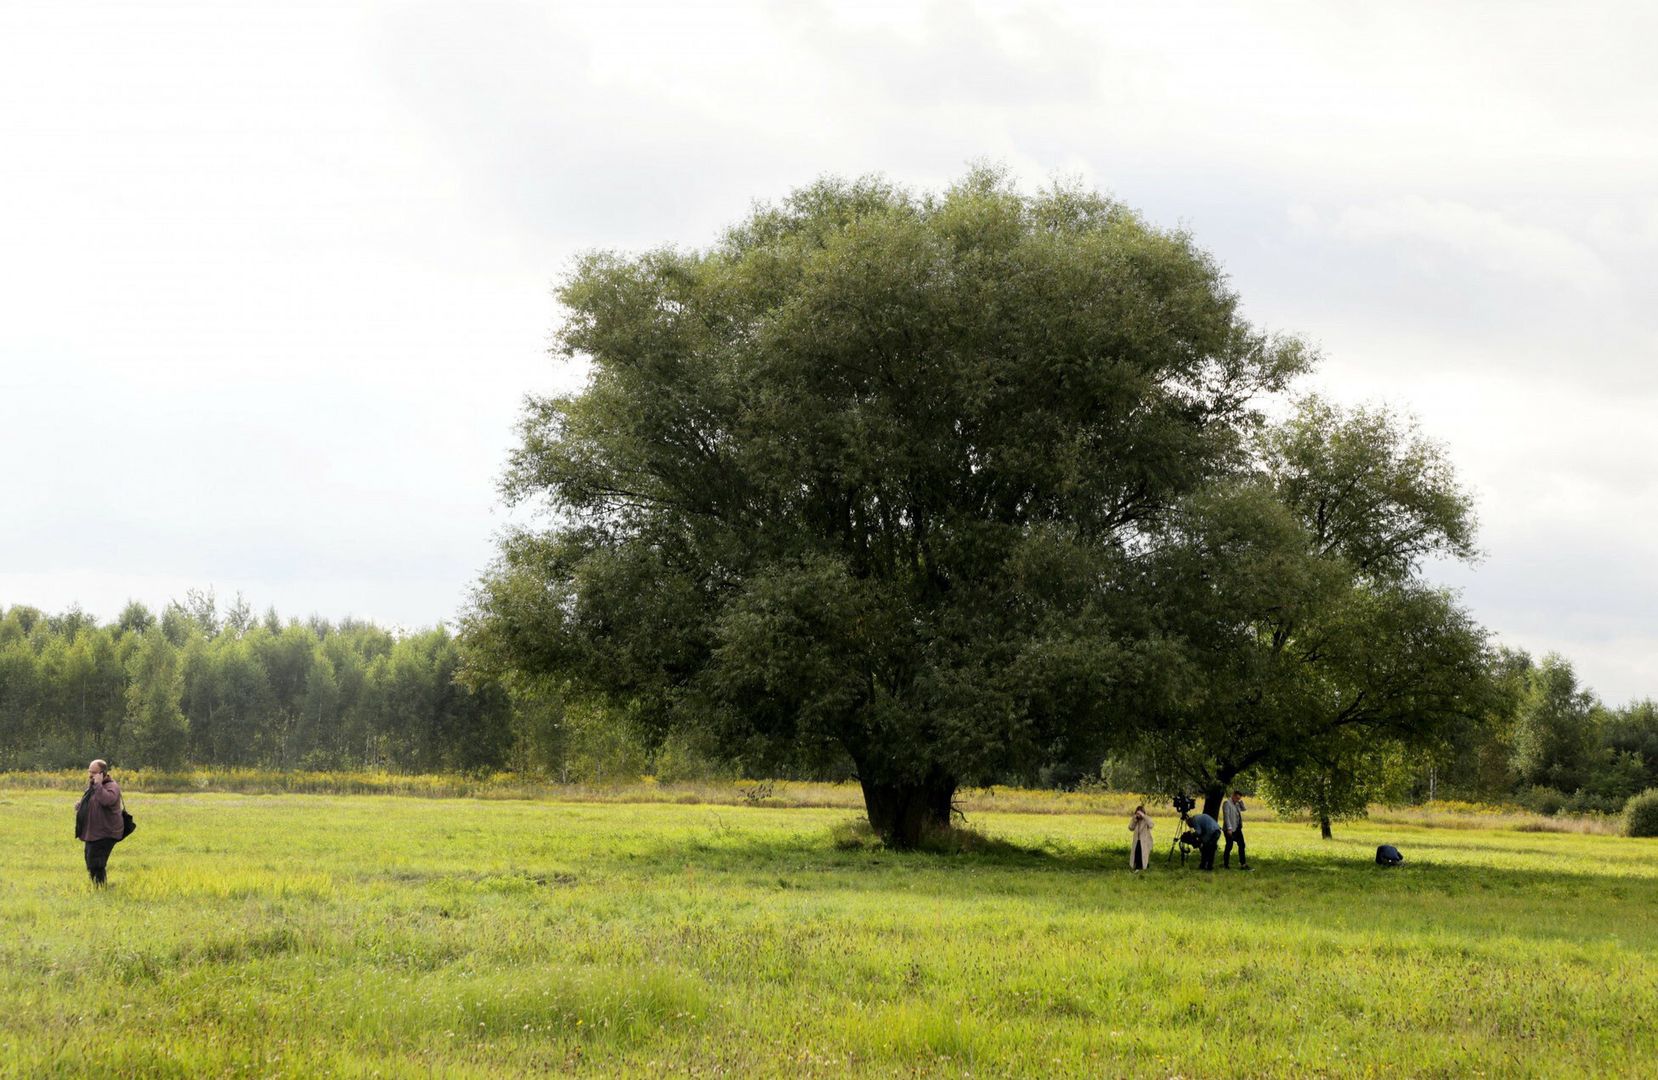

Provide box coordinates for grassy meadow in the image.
[3,783,1655,1078]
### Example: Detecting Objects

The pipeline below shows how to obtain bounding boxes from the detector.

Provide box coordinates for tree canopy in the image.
[464,169,1310,845]
[1140,399,1491,823]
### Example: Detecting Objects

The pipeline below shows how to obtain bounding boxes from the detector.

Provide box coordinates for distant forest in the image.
[0,592,515,775]
[0,592,708,783]
[3,593,1657,815]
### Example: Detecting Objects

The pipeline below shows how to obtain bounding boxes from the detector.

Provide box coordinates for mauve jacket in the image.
[80,780,124,842]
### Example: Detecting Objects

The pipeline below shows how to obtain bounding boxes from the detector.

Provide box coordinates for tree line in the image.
[0,592,707,781]
[0,593,511,774]
[1448,650,1658,816]
[1089,647,1655,829]
[3,592,1653,825]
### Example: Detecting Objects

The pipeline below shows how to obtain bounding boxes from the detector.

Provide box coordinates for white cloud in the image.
[1312,197,1617,295]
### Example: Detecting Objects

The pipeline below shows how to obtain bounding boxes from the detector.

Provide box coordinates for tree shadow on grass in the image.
[609,818,1658,944]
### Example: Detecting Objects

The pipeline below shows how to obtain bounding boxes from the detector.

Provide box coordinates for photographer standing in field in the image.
[1223,790,1251,870]
[1128,805,1155,871]
[76,760,123,887]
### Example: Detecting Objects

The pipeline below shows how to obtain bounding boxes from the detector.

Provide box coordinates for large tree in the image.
[464,170,1307,845]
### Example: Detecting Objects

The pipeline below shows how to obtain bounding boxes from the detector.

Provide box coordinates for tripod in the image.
[1165,812,1192,865]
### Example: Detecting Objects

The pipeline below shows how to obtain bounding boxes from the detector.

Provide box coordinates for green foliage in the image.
[651,728,734,784]
[116,600,155,636]
[125,626,188,767]
[502,683,568,777]
[1622,788,1658,837]
[1428,646,1532,802]
[1259,731,1393,833]
[466,168,1308,845]
[559,701,651,784]
[1580,746,1650,807]
[1513,654,1600,792]
[1517,784,1568,816]
[0,602,525,775]
[1142,397,1492,820]
[1261,397,1477,576]
[1604,699,1658,792]
[1427,654,1655,814]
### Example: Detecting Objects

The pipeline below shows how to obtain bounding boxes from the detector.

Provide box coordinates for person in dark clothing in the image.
[77,759,123,886]
[1222,790,1251,870]
[1183,811,1221,870]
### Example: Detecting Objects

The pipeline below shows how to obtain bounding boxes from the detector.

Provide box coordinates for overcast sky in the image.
[3,1,1654,703]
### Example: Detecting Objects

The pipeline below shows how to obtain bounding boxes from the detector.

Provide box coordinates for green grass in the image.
[1,768,1622,834]
[4,787,1655,1077]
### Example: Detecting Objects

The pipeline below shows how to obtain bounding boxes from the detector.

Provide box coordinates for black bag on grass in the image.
[1376,844,1404,866]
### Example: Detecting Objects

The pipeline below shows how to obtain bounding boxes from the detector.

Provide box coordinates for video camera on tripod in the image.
[1165,793,1197,864]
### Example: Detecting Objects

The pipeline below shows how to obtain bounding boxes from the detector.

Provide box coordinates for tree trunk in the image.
[1201,781,1227,821]
[859,771,957,848]
[1319,813,1332,839]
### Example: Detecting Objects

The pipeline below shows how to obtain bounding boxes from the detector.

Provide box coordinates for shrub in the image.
[829,818,883,851]
[1517,785,1566,816]
[1564,789,1629,816]
[650,731,733,784]
[827,817,1033,856]
[1624,789,1658,837]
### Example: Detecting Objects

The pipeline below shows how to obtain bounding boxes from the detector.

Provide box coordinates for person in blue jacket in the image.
[1183,811,1221,871]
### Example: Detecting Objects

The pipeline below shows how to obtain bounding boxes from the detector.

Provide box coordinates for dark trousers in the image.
[1198,835,1218,870]
[1131,838,1147,870]
[1224,826,1247,868]
[84,838,116,884]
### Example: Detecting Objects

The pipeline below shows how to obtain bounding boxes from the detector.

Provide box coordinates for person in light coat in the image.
[1128,805,1155,871]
